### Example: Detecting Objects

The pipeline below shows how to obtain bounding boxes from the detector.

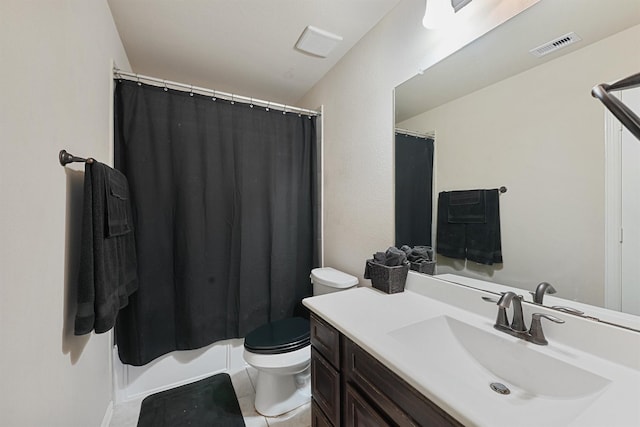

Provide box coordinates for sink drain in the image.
[490,382,511,395]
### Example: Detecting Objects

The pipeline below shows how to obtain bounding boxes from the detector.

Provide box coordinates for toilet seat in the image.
[244,317,310,355]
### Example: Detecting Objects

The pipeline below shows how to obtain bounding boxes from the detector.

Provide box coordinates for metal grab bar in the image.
[592,71,640,141]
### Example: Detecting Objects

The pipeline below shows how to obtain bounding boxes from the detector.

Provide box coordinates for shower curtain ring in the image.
[136,74,141,86]
[231,94,235,105]
[250,98,254,108]
[189,85,194,96]
[265,101,270,112]
[212,90,217,101]
[163,80,168,92]
[283,106,287,115]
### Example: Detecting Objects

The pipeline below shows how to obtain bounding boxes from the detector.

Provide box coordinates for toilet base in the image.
[254,366,311,417]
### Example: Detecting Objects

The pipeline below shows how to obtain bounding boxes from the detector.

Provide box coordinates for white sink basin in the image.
[388,315,612,426]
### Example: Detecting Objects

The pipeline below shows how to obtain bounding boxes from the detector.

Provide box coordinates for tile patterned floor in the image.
[109,367,311,427]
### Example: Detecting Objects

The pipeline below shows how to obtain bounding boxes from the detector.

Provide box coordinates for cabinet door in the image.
[312,348,341,426]
[345,383,393,427]
[312,400,333,427]
[344,338,464,427]
[311,313,341,368]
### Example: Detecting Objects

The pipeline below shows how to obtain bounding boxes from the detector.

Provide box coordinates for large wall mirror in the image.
[394,0,640,324]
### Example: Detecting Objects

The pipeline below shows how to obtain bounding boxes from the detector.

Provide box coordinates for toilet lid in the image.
[244,317,310,355]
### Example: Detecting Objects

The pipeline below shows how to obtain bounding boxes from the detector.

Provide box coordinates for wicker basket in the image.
[410,260,436,275]
[364,260,409,294]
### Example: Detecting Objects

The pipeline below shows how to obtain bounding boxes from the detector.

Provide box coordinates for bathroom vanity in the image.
[310,312,462,426]
[303,272,640,427]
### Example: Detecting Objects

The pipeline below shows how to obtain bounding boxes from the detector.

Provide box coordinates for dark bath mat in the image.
[137,373,246,427]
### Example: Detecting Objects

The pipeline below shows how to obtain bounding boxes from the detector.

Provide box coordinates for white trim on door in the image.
[604,95,623,311]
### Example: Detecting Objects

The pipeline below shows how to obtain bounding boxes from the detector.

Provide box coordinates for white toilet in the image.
[243,267,358,417]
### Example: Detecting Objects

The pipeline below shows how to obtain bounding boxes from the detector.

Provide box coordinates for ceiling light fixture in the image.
[422,0,473,30]
[295,26,343,58]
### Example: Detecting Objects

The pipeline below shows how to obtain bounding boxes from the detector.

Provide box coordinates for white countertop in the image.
[303,283,640,427]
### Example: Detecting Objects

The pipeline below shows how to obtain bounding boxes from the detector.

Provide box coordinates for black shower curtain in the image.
[395,132,434,248]
[113,80,317,366]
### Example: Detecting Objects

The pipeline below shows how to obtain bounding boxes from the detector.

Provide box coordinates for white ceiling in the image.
[107,0,400,105]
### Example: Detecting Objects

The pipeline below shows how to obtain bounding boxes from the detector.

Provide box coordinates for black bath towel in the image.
[466,189,502,265]
[436,189,502,265]
[74,161,138,335]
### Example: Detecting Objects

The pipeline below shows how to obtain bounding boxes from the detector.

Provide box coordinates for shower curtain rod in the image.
[395,128,435,139]
[113,68,321,117]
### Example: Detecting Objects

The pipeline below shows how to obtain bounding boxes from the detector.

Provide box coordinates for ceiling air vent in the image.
[529,32,582,57]
[295,26,343,58]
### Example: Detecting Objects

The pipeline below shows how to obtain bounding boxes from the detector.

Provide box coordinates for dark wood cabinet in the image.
[311,313,342,427]
[311,312,341,368]
[312,347,341,426]
[310,312,465,427]
[344,383,393,427]
[312,400,334,427]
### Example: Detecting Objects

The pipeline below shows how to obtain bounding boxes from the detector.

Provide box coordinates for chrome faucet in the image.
[531,282,556,304]
[497,292,527,333]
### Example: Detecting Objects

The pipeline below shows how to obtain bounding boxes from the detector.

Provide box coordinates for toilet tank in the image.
[310,267,358,295]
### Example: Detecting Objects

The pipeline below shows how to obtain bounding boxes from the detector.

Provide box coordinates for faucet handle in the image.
[551,306,584,315]
[532,313,564,323]
[528,313,565,345]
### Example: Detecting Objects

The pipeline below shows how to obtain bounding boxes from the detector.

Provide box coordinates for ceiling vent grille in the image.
[295,26,343,58]
[529,32,582,57]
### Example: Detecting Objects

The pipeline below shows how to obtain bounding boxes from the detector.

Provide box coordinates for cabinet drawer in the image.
[345,383,393,427]
[312,399,333,427]
[312,348,341,426]
[344,338,464,427]
[311,313,341,368]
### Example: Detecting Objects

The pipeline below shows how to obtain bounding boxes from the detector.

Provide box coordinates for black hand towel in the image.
[105,170,133,237]
[75,162,139,335]
[436,192,466,259]
[448,190,486,224]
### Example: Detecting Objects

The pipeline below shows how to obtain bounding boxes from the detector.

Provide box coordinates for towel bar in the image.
[59,149,94,166]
